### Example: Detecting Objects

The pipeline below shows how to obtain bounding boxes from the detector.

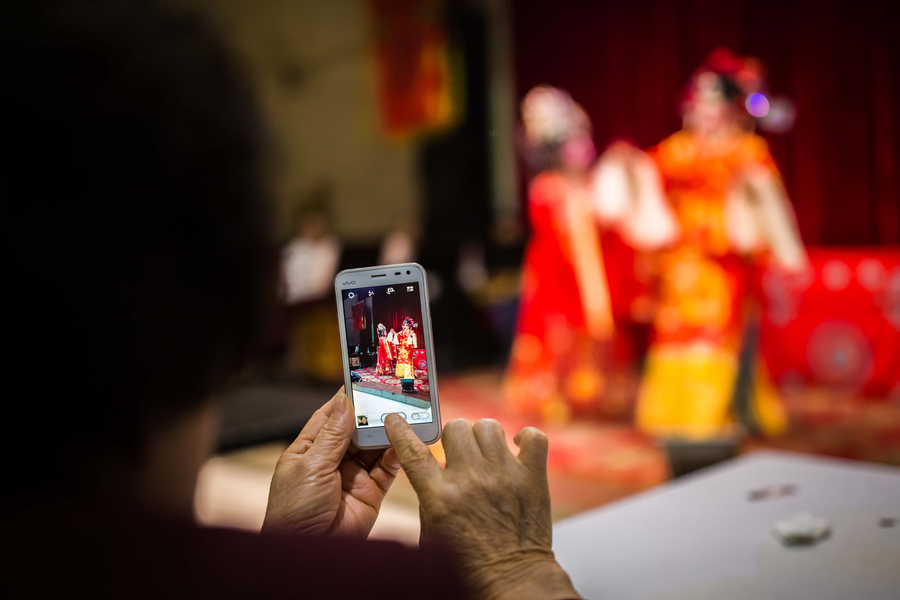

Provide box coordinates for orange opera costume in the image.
[597,50,808,441]
[637,131,795,440]
[395,317,418,380]
[375,323,394,375]
[505,87,614,422]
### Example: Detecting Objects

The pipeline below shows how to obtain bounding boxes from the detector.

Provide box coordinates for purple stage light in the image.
[745,93,770,117]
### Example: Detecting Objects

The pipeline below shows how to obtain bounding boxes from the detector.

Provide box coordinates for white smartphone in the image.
[334,263,441,449]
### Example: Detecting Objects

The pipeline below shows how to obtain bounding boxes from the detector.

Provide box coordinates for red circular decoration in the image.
[413,349,428,371]
[821,260,852,292]
[806,321,873,388]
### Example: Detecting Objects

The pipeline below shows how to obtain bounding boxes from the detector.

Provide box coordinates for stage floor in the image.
[198,368,900,542]
[438,370,899,502]
[354,367,429,392]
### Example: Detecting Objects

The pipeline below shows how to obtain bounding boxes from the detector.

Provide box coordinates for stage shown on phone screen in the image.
[341,283,433,428]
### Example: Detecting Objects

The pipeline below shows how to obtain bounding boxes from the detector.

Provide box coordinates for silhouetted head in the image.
[4,0,274,506]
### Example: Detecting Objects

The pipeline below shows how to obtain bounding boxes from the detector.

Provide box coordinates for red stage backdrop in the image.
[512,0,899,247]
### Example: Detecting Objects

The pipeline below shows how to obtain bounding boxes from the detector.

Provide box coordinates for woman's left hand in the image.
[262,388,400,538]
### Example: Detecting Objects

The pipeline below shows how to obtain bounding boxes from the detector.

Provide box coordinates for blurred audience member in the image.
[379,217,420,266]
[2,2,580,599]
[281,187,343,381]
[594,49,808,451]
[504,86,613,423]
[282,188,341,305]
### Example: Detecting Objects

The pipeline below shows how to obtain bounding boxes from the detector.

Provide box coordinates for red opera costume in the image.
[636,130,793,439]
[376,336,394,375]
[375,324,394,376]
[504,172,612,421]
[504,86,614,423]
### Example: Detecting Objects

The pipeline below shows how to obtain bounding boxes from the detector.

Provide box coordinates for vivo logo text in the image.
[342,281,356,285]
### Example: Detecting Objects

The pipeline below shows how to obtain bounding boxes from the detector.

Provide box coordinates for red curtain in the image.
[372,292,424,349]
[352,301,366,331]
[512,0,899,246]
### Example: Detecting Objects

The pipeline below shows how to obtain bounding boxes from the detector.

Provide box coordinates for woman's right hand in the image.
[384,415,581,600]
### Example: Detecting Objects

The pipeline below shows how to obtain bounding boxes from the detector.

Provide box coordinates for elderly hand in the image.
[262,389,400,538]
[385,416,580,600]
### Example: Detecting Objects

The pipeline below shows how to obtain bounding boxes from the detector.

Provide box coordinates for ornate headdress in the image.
[682,49,765,107]
[682,48,795,132]
[402,317,416,329]
[519,85,594,172]
[377,323,387,336]
[520,85,590,147]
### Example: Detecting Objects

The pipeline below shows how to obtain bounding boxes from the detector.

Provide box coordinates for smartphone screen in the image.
[339,282,433,429]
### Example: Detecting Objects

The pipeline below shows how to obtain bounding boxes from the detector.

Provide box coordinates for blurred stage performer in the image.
[505,86,614,422]
[388,327,400,370]
[375,323,394,375]
[594,49,808,447]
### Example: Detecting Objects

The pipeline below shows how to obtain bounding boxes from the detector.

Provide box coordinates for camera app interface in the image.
[341,283,432,428]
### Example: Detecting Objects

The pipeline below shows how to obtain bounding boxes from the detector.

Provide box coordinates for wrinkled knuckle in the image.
[444,418,470,433]
[401,442,432,470]
[436,482,464,509]
[322,419,344,436]
[525,426,548,444]
[479,477,504,498]
[442,419,470,441]
[474,418,503,434]
[438,486,460,507]
[411,444,433,464]
[524,425,546,438]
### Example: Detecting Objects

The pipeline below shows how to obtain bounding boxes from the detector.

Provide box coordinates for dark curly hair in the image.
[4,0,274,500]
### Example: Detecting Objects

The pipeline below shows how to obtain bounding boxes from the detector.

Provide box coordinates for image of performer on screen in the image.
[343,284,429,410]
[395,317,418,380]
[387,327,399,370]
[375,323,394,375]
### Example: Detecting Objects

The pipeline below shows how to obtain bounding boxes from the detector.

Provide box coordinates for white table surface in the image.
[553,450,900,600]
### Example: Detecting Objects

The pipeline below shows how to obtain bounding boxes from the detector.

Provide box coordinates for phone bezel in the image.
[334,263,441,449]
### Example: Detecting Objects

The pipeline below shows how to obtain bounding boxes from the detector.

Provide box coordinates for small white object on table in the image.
[553,451,900,600]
